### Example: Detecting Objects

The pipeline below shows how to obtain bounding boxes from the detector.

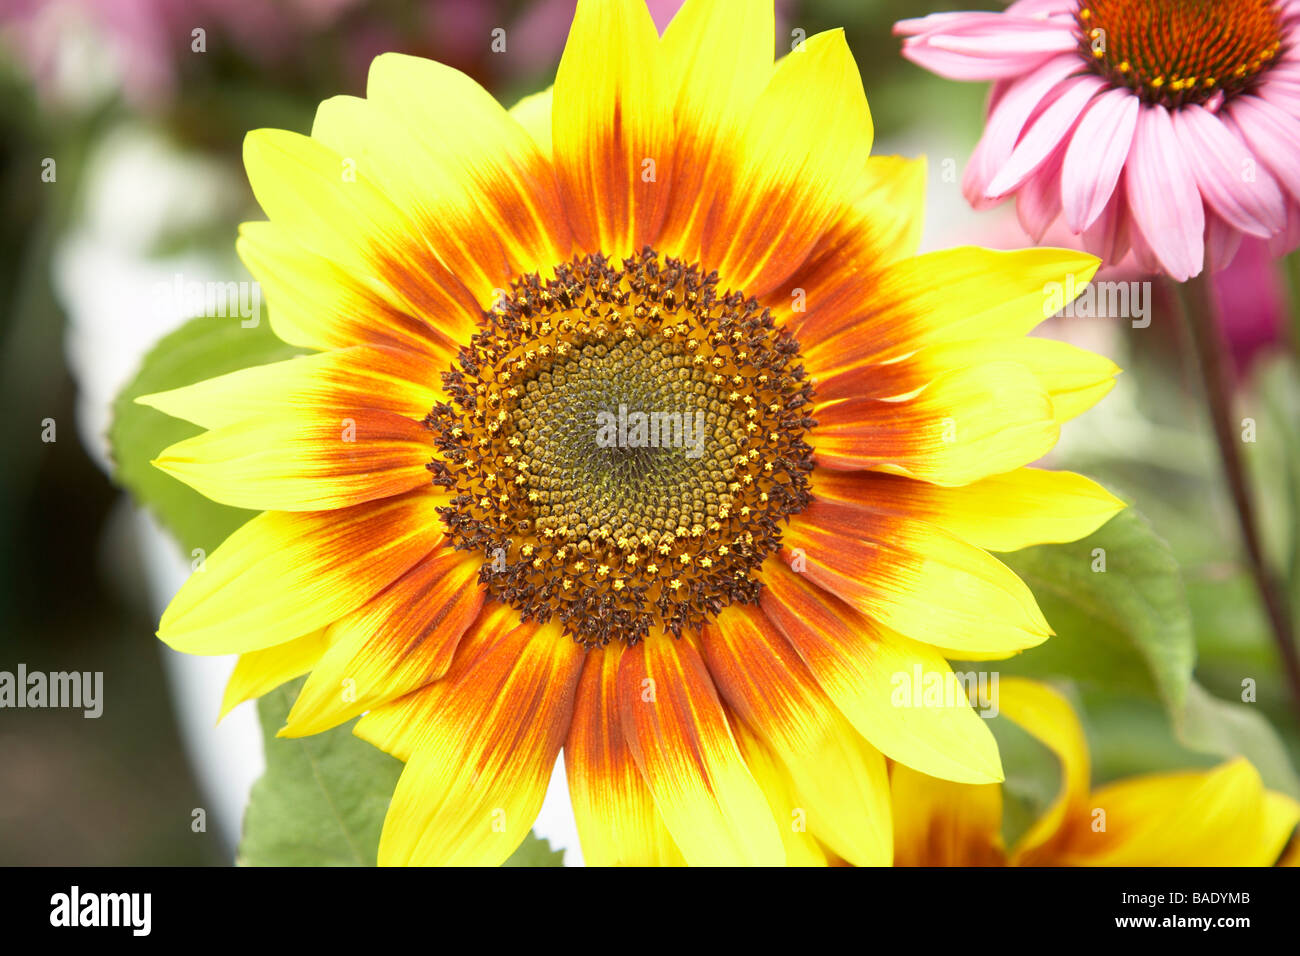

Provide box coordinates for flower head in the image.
[892,679,1300,866]
[140,0,1123,866]
[897,0,1300,279]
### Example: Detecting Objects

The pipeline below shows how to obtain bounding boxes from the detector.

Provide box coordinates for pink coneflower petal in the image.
[1228,95,1300,203]
[986,75,1105,199]
[1206,212,1245,271]
[1061,88,1139,233]
[1126,208,1163,276]
[1269,202,1300,257]
[900,0,1300,278]
[1172,106,1286,238]
[1257,81,1300,129]
[896,15,1078,81]
[1081,184,1131,265]
[963,56,1080,207]
[1015,153,1064,241]
[1125,106,1204,281]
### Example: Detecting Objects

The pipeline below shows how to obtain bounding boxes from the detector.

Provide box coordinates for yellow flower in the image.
[139,0,1123,865]
[892,679,1300,866]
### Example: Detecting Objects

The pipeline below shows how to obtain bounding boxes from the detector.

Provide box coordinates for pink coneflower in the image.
[896,0,1300,280]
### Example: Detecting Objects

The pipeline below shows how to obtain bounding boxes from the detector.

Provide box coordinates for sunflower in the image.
[139,0,1124,866]
[892,679,1300,866]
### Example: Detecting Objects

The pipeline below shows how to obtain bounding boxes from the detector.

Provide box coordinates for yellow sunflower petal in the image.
[811,467,1126,553]
[356,54,572,286]
[798,246,1100,376]
[760,562,1004,784]
[1044,758,1297,866]
[764,154,927,326]
[617,633,785,865]
[243,128,480,342]
[218,628,329,720]
[237,222,461,361]
[1277,825,1300,866]
[657,0,773,259]
[701,28,873,298]
[730,717,831,867]
[508,86,553,159]
[151,409,433,512]
[281,547,485,737]
[310,94,510,304]
[1260,791,1300,865]
[783,503,1051,655]
[813,335,1119,427]
[137,346,439,431]
[374,619,584,867]
[352,602,519,761]
[158,494,444,655]
[914,337,1120,425]
[811,361,1060,485]
[565,643,686,866]
[552,0,670,257]
[702,604,892,865]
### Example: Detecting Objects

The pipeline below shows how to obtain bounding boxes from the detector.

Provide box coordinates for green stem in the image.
[1284,249,1300,358]
[1172,274,1300,723]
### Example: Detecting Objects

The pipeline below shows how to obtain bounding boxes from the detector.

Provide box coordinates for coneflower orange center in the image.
[1076,0,1284,107]
[425,249,815,647]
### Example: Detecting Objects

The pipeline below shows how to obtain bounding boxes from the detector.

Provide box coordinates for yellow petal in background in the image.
[998,678,1092,864]
[1047,758,1294,866]
[891,763,1005,866]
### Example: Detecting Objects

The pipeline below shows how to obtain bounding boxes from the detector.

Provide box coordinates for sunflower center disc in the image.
[426,249,816,647]
[1077,0,1284,107]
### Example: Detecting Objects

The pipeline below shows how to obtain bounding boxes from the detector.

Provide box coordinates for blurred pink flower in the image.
[1210,236,1289,376]
[896,0,1300,280]
[1,0,365,106]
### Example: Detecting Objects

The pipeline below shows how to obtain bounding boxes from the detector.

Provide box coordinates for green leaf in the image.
[239,678,402,866]
[1176,682,1300,797]
[503,832,566,867]
[989,707,1063,851]
[108,311,302,556]
[239,678,570,866]
[991,507,1196,720]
